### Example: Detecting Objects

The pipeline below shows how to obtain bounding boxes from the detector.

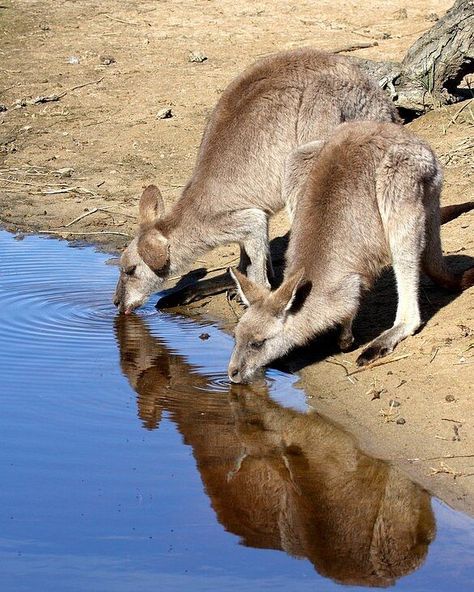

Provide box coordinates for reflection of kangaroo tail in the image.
[440,201,473,224]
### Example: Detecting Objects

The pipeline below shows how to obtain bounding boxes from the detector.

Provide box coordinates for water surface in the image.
[0,230,473,591]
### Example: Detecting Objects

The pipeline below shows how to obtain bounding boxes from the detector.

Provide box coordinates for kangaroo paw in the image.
[338,333,355,352]
[356,343,393,366]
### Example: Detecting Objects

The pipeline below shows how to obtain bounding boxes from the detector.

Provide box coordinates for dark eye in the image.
[249,339,266,350]
[124,265,136,276]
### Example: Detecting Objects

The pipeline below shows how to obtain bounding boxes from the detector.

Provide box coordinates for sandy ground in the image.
[1,1,473,515]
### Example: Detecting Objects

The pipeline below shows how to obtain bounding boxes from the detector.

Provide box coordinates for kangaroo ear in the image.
[269,268,306,316]
[229,267,268,307]
[138,185,165,225]
[137,228,170,273]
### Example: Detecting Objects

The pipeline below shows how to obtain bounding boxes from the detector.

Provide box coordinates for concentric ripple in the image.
[0,233,157,359]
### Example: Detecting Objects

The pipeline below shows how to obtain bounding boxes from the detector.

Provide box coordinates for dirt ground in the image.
[1,1,473,515]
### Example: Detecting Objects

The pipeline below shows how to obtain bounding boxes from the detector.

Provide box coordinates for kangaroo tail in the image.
[440,202,474,225]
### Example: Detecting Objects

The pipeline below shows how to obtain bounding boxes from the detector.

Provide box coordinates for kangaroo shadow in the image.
[114,314,436,588]
[157,230,472,374]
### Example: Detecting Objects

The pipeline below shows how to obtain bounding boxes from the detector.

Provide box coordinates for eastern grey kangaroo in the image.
[113,48,400,313]
[228,121,473,383]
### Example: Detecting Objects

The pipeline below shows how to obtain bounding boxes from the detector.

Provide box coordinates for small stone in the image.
[445,394,455,402]
[156,108,173,119]
[199,333,210,340]
[189,51,208,63]
[100,55,116,66]
[457,324,473,337]
[393,8,407,19]
[396,418,406,425]
[68,56,80,65]
[55,167,74,178]
[0,104,7,112]
[389,399,401,407]
[39,22,50,31]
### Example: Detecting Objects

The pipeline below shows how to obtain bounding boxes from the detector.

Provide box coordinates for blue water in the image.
[0,231,472,591]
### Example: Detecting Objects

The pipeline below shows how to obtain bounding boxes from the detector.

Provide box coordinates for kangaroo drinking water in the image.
[228,121,473,383]
[113,48,400,313]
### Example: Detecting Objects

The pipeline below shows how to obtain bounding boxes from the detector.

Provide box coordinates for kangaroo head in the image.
[228,267,307,383]
[113,185,171,313]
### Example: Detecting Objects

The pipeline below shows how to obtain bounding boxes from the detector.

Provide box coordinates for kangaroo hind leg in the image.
[357,160,425,366]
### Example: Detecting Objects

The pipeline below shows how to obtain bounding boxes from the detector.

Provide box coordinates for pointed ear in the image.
[269,268,306,316]
[138,185,165,225]
[137,228,170,272]
[229,267,268,307]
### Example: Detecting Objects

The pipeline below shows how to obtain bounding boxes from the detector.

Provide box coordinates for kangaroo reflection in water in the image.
[115,315,435,588]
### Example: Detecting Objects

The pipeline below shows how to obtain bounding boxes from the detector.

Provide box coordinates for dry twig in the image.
[333,42,378,53]
[38,230,131,238]
[347,352,412,375]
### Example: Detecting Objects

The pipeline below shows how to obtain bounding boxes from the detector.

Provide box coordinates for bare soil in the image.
[1,1,473,515]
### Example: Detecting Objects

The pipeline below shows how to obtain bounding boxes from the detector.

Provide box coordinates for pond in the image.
[0,230,473,591]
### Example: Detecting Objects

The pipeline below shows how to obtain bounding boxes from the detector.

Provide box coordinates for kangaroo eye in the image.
[124,265,137,276]
[249,339,266,350]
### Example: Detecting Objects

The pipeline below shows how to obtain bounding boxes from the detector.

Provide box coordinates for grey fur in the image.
[113,48,399,313]
[228,121,473,383]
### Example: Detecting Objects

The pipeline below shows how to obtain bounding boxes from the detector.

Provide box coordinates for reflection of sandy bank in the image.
[115,315,435,587]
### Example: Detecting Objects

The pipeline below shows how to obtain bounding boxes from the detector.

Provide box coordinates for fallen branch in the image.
[333,42,378,54]
[63,208,99,228]
[65,77,104,94]
[325,357,351,376]
[38,230,131,237]
[407,453,474,462]
[104,14,139,26]
[429,462,474,478]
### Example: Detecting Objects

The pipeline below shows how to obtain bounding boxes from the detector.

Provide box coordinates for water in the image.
[0,230,472,592]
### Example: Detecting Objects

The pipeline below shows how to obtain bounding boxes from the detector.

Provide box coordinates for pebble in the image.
[55,167,74,178]
[156,108,173,119]
[189,51,208,63]
[0,104,7,112]
[393,8,407,19]
[396,418,406,425]
[445,394,455,402]
[389,399,401,407]
[199,333,210,340]
[100,55,116,66]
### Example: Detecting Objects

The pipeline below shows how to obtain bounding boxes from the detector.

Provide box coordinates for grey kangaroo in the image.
[228,121,473,383]
[113,48,400,313]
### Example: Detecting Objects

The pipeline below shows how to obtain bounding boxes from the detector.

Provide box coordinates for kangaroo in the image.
[228,121,474,383]
[113,48,401,313]
[115,314,435,587]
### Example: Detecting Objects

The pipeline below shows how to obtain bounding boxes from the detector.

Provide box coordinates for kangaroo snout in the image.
[228,365,243,384]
